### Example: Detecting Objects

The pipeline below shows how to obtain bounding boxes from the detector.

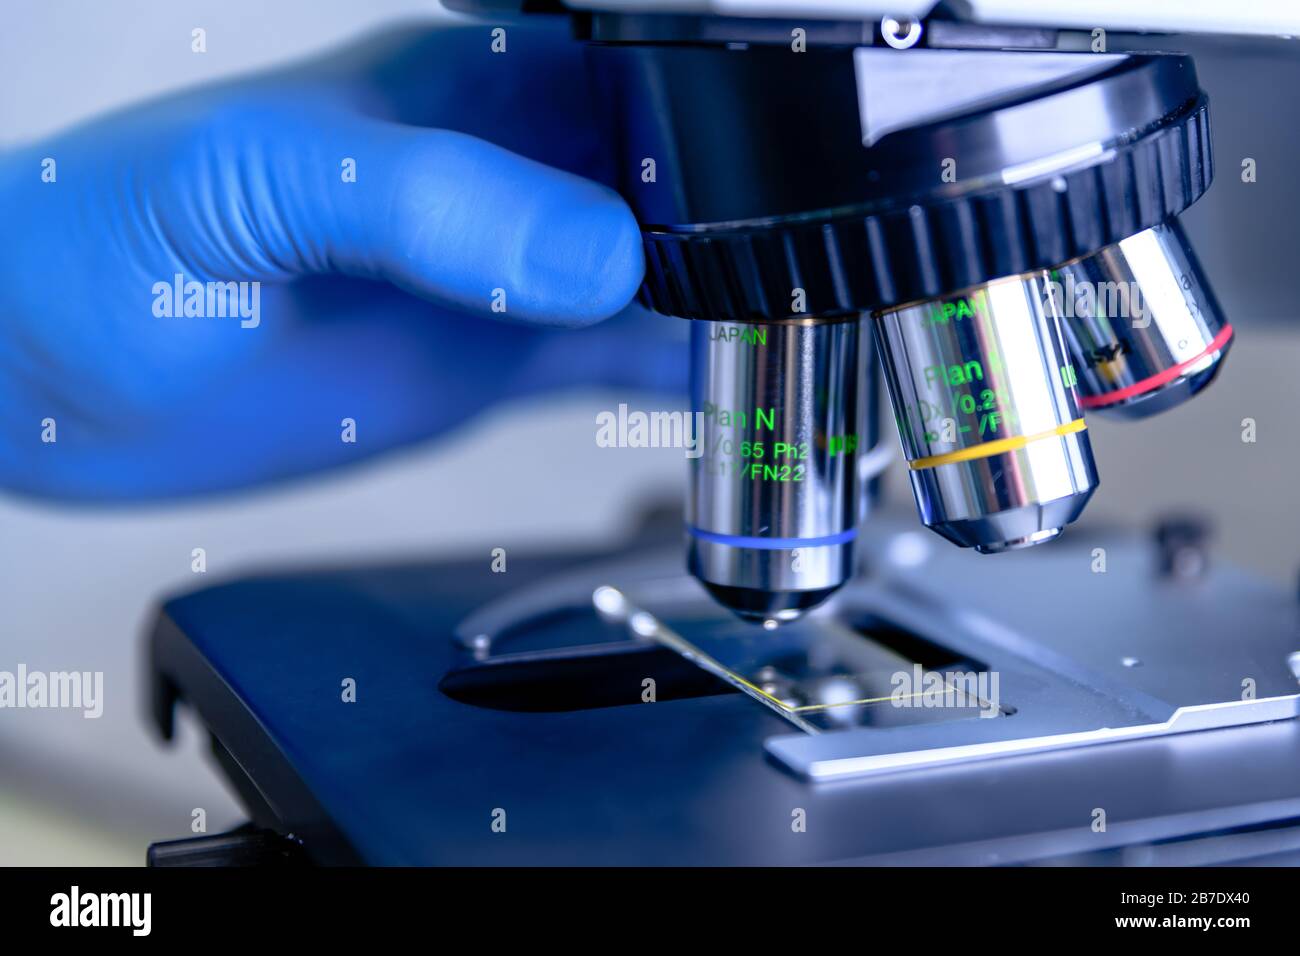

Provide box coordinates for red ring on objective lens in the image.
[1078,323,1234,409]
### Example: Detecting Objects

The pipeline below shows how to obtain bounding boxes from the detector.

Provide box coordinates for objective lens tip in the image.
[974,527,1063,554]
[700,582,839,626]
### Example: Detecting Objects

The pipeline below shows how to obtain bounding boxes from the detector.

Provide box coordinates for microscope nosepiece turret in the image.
[582,27,1226,622]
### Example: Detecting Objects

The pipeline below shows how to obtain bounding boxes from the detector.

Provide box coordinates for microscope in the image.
[146,3,1300,865]
[577,7,1231,623]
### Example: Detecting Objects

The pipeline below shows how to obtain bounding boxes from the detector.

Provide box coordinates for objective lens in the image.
[688,318,864,622]
[874,276,1098,552]
[1055,220,1232,419]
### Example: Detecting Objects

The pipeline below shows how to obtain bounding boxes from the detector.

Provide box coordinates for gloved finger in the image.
[504,305,689,397]
[280,277,687,399]
[279,277,687,400]
[9,284,685,502]
[148,97,642,327]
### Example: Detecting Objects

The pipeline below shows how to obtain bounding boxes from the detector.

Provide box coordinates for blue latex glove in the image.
[0,23,682,501]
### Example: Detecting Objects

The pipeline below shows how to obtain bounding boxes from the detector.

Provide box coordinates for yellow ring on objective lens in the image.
[908,418,1087,471]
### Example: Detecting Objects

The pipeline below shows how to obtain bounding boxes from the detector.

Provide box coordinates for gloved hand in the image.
[0,22,682,501]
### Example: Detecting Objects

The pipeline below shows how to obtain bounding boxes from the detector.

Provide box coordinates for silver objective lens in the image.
[688,319,865,622]
[874,276,1098,553]
[1055,220,1233,419]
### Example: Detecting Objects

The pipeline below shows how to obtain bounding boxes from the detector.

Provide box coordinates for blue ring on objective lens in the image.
[687,526,858,549]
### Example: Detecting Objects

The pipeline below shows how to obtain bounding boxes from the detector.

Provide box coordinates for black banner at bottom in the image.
[0,865,1279,941]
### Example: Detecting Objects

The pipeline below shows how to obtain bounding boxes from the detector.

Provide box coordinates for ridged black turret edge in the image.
[639,100,1210,322]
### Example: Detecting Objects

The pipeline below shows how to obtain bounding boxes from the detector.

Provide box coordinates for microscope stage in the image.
[148,519,1300,865]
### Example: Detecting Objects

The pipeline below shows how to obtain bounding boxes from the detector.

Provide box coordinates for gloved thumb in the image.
[173,101,645,327]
